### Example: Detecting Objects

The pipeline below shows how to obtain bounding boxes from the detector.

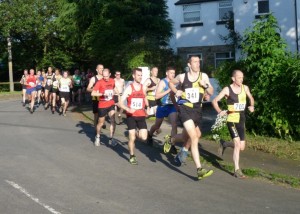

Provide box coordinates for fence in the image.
[0,82,22,92]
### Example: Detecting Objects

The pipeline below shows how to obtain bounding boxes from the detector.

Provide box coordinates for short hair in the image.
[187,55,200,63]
[232,69,243,77]
[166,66,175,71]
[132,68,142,75]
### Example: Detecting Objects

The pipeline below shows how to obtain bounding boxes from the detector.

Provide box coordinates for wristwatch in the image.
[204,84,209,89]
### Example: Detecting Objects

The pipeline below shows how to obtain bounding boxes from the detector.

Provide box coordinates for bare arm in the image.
[244,85,255,112]
[155,80,170,100]
[200,73,214,96]
[169,74,183,97]
[119,86,135,114]
[212,87,229,115]
[87,77,95,92]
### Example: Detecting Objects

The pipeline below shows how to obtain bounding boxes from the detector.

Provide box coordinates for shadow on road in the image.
[76,121,95,143]
[136,141,198,181]
[199,145,233,176]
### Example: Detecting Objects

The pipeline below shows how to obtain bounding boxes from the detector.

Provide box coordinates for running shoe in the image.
[63,112,66,117]
[30,108,34,114]
[234,169,246,179]
[110,138,118,147]
[174,147,189,166]
[197,168,213,180]
[163,135,171,153]
[129,156,138,165]
[218,139,226,156]
[44,103,49,110]
[94,136,100,146]
[102,124,106,129]
[170,145,178,155]
[59,106,63,114]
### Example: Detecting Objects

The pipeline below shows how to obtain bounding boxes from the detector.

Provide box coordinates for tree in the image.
[56,0,174,73]
[215,14,300,139]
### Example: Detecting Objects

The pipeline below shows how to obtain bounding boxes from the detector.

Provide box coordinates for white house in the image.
[167,0,300,73]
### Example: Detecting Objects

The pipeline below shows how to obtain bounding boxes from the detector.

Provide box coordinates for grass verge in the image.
[202,132,300,161]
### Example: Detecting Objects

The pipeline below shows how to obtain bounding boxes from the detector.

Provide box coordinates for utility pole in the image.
[7,37,14,92]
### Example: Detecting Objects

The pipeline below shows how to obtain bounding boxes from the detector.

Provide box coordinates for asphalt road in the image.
[0,99,299,214]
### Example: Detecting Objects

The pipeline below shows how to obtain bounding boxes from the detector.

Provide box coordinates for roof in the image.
[175,0,221,6]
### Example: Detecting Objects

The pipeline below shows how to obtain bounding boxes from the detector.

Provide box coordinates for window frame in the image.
[214,52,235,68]
[218,0,233,21]
[257,0,270,15]
[182,4,201,23]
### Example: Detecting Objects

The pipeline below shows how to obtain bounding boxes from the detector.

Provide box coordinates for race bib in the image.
[60,85,69,92]
[185,88,199,103]
[104,89,113,101]
[131,98,143,110]
[233,103,246,111]
[75,79,80,85]
[29,82,35,87]
[47,79,52,85]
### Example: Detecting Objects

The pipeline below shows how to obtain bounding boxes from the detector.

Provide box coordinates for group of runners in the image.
[20,67,91,115]
[19,55,255,180]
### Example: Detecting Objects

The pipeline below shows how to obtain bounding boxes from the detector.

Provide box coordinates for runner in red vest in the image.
[25,69,37,114]
[91,68,119,147]
[119,68,150,165]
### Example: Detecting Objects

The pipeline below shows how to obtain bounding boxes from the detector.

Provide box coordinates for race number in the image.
[233,103,246,111]
[185,88,199,103]
[60,85,69,92]
[47,79,52,85]
[104,89,113,101]
[29,82,35,87]
[131,98,143,110]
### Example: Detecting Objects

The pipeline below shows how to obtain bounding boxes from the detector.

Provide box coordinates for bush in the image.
[215,14,300,140]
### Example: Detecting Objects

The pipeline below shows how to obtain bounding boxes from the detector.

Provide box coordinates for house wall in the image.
[167,0,300,61]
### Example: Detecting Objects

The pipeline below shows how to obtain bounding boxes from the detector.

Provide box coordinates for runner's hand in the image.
[175,90,183,97]
[127,108,135,114]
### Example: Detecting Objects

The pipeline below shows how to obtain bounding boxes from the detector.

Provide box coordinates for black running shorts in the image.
[178,105,202,128]
[126,116,147,131]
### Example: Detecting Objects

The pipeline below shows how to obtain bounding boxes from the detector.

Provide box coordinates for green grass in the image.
[220,161,300,189]
[202,132,300,161]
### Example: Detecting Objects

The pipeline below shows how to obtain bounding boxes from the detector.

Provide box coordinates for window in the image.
[258,0,269,14]
[219,1,233,20]
[215,52,235,68]
[187,53,203,69]
[183,4,201,23]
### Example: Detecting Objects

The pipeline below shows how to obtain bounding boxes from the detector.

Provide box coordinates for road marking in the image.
[5,180,61,214]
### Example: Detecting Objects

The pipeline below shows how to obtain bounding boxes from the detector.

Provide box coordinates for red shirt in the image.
[127,83,146,117]
[93,78,115,108]
[26,75,37,89]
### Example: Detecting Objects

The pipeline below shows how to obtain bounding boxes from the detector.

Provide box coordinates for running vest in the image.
[98,78,115,102]
[52,75,60,89]
[59,78,71,92]
[227,85,247,123]
[146,78,157,101]
[36,76,44,89]
[127,83,146,117]
[21,75,26,85]
[26,75,36,89]
[159,78,172,105]
[46,74,53,86]
[73,75,82,87]
[178,72,205,108]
